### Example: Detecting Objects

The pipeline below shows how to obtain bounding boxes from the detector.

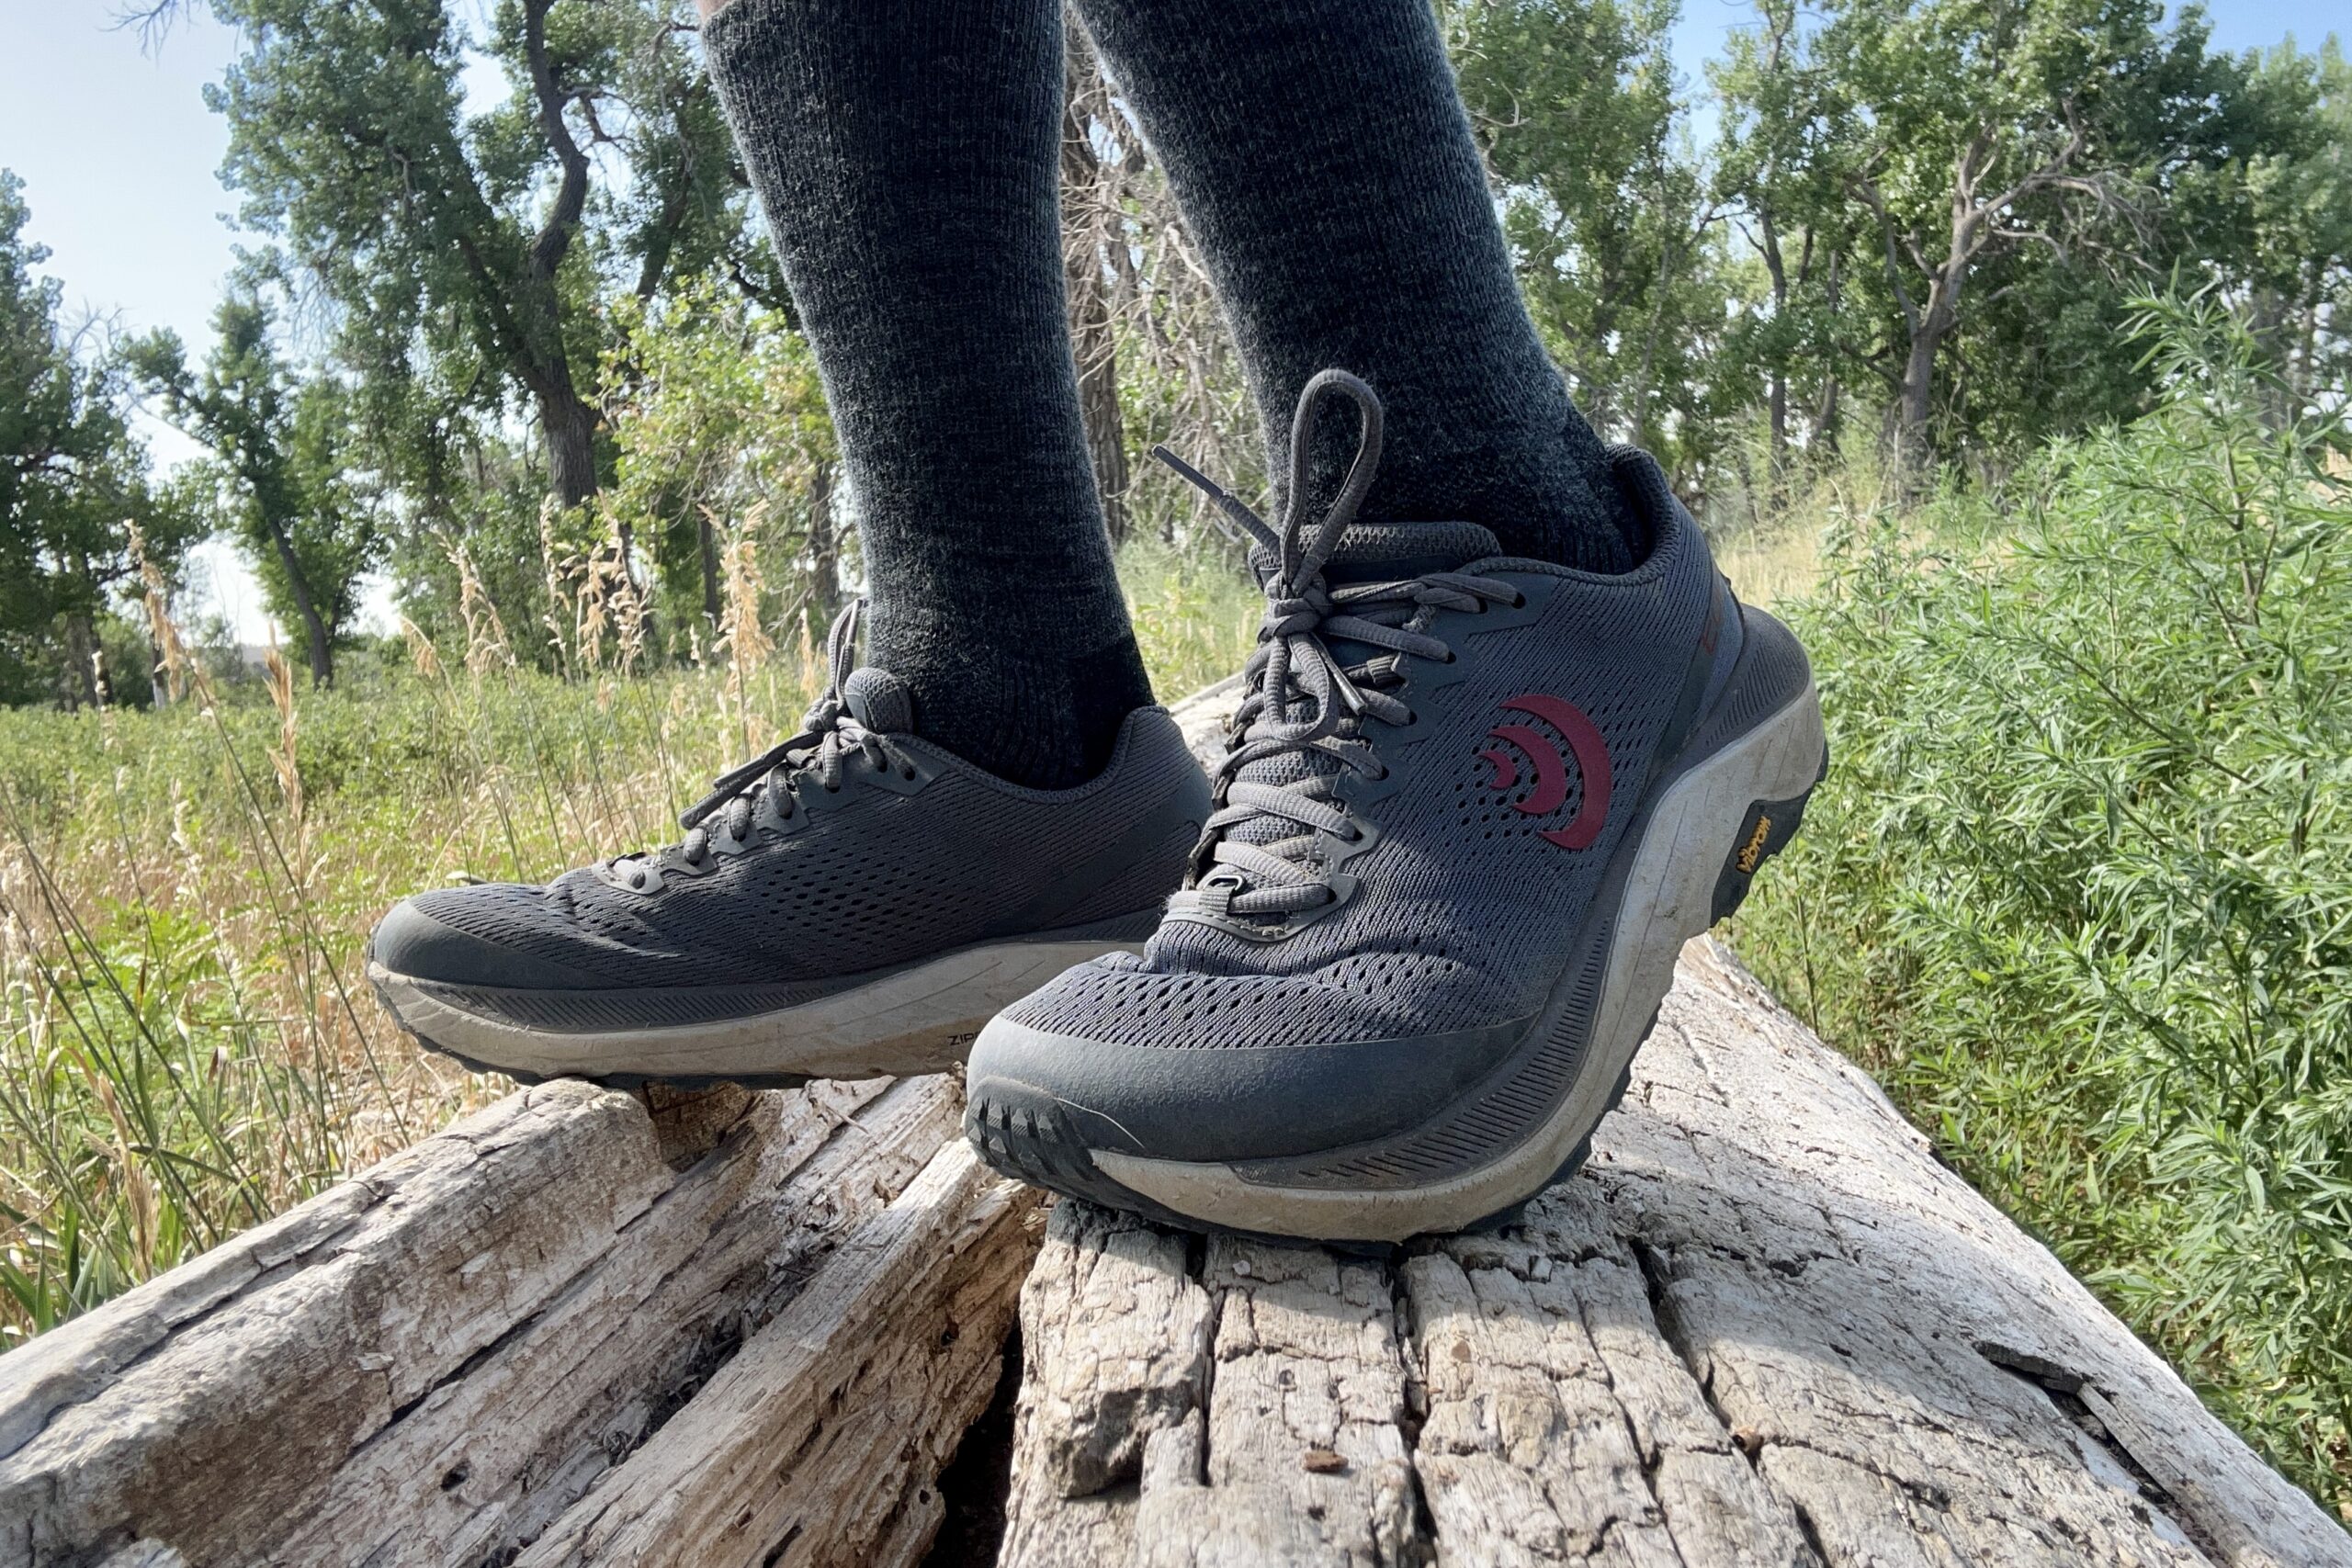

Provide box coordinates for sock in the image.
[1069,0,1635,570]
[704,0,1154,788]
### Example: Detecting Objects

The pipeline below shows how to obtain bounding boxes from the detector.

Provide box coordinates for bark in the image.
[537,380,602,512]
[806,459,840,636]
[58,605,101,710]
[519,0,602,511]
[698,511,723,629]
[1811,248,1843,453]
[0,1075,993,1567]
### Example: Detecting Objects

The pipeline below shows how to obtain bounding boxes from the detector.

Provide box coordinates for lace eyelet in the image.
[901,765,916,781]
[1510,591,1528,609]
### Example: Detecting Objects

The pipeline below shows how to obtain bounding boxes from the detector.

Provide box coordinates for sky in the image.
[1,0,2340,644]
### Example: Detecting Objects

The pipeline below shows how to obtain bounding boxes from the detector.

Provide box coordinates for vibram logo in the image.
[1736,815,1774,874]
[1478,694,1612,851]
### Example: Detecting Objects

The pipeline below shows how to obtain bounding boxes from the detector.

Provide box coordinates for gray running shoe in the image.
[368,604,1211,1089]
[965,372,1825,1241]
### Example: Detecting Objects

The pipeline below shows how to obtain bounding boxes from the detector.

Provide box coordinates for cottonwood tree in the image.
[130,296,386,687]
[1815,0,2232,479]
[1711,0,1863,485]
[0,173,202,706]
[161,0,756,531]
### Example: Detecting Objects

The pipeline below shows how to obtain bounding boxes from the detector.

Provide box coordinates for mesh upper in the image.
[404,708,1201,988]
[1001,489,1719,1051]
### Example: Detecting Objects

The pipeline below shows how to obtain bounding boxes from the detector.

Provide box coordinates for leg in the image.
[703,0,1151,787]
[1069,0,1634,570]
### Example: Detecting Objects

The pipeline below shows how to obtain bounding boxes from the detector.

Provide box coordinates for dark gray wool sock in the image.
[1071,0,1637,571]
[702,0,1153,789]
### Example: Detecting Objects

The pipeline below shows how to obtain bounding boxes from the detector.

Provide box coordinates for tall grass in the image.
[0,533,1260,1342]
[1731,298,2352,1517]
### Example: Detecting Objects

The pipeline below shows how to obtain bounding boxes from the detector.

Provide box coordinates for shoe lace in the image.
[1155,370,1521,924]
[628,598,916,872]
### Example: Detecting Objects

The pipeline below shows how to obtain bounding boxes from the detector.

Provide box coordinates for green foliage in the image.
[1732,297,2352,1513]
[128,295,388,685]
[598,277,837,652]
[0,172,204,708]
[1450,0,1740,479]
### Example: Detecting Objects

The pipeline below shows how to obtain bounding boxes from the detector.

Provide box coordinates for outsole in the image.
[366,965,820,1090]
[364,915,1165,1092]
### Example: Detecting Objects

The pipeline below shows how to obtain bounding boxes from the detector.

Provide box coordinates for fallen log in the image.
[998,938,2351,1567]
[0,1071,1006,1567]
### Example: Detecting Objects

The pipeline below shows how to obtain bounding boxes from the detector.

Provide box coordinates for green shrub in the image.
[1733,297,2352,1516]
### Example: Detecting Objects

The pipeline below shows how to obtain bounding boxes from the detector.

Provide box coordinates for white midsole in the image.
[373,937,1147,1082]
[1093,680,1826,1241]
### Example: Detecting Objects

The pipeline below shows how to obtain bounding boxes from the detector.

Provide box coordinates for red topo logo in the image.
[1477,694,1611,851]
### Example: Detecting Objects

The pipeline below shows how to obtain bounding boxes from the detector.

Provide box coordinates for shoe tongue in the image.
[1250,520,1503,587]
[842,667,914,734]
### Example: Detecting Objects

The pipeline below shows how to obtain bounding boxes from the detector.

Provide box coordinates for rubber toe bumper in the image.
[963,1009,1531,1168]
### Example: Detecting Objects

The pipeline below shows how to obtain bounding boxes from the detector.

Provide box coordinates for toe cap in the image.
[965,1006,1529,1166]
[368,893,605,989]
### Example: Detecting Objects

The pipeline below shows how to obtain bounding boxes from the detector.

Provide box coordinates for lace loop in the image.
[1151,372,1520,927]
[637,599,916,874]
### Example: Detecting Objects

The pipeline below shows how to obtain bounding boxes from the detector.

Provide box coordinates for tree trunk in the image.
[697,513,722,631]
[58,608,101,710]
[539,386,601,512]
[806,460,840,642]
[1811,248,1843,455]
[1075,321,1130,547]
[998,935,2352,1567]
[1894,303,1951,488]
[254,514,334,689]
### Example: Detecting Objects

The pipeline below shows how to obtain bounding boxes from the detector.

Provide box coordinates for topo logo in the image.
[1477,694,1612,851]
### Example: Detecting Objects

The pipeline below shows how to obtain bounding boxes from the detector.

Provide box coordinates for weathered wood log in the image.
[0,1071,997,1567]
[515,1139,1040,1568]
[999,939,2351,1567]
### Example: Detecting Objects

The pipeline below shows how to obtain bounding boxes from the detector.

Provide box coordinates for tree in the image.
[1815,0,2239,479]
[191,0,753,524]
[1710,0,1863,482]
[1447,0,1738,490]
[596,276,834,654]
[0,172,202,707]
[129,296,385,686]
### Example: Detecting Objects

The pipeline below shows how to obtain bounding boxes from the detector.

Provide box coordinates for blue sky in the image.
[1,0,2339,640]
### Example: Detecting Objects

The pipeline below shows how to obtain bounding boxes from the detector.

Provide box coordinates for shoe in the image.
[965,372,1825,1241]
[368,603,1212,1089]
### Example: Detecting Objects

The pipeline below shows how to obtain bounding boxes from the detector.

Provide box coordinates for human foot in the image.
[368,604,1210,1089]
[965,373,1824,1241]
